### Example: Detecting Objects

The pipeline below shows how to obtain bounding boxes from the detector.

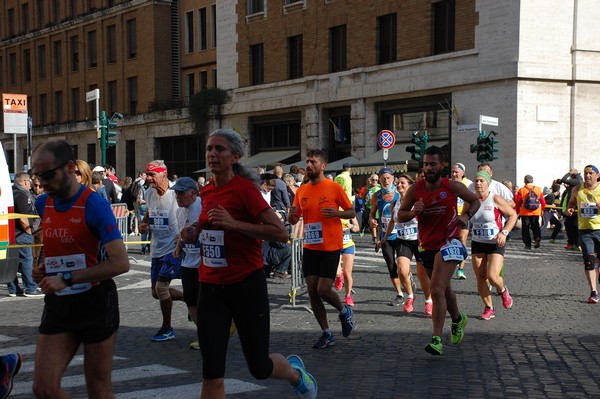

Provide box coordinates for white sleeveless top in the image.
[470,193,503,243]
[393,199,418,241]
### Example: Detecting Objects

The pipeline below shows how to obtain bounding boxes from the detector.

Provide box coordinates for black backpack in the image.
[523,187,540,210]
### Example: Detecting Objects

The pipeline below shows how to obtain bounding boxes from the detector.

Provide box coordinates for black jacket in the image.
[102,178,119,204]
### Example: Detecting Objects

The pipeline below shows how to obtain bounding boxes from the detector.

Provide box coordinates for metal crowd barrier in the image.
[284,237,313,313]
[111,204,130,244]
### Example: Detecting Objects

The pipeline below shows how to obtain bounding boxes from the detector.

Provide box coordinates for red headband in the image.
[146,163,167,174]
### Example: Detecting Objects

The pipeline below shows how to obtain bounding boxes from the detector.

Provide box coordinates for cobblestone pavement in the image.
[1,230,599,398]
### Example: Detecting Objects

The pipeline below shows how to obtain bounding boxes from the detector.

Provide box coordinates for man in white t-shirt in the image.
[468,163,515,206]
[139,160,184,342]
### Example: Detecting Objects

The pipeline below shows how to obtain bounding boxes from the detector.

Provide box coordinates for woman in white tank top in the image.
[470,170,518,321]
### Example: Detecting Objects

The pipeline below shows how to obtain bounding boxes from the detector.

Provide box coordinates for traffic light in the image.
[487,131,499,161]
[407,132,421,161]
[470,131,499,163]
[99,111,122,165]
[105,119,118,148]
[470,134,487,162]
[406,131,428,163]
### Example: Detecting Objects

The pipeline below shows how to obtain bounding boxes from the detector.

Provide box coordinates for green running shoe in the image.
[424,335,443,356]
[451,313,468,345]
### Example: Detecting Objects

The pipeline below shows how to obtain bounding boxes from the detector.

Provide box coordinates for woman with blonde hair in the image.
[75,160,93,188]
[471,170,518,320]
[283,173,298,203]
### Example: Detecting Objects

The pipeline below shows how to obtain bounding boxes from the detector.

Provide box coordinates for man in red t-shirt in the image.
[398,146,479,356]
[289,149,356,349]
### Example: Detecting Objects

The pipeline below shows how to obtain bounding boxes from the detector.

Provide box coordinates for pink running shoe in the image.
[500,287,513,309]
[334,276,344,291]
[424,301,433,316]
[344,295,355,307]
[481,307,495,320]
[403,297,415,313]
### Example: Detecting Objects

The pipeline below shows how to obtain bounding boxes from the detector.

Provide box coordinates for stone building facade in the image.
[1,0,598,186]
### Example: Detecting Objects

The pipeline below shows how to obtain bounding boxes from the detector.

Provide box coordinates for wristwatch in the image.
[501,230,509,236]
[60,272,74,287]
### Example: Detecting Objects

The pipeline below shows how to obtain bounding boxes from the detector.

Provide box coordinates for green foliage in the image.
[189,88,231,134]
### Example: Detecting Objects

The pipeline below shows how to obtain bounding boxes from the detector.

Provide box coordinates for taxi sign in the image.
[2,93,28,134]
[378,130,395,149]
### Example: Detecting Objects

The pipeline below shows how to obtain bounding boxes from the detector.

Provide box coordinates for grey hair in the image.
[208,129,260,187]
[148,159,167,169]
[283,173,295,186]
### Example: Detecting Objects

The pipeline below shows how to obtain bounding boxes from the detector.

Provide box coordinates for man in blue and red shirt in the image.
[31,139,129,398]
[398,146,479,356]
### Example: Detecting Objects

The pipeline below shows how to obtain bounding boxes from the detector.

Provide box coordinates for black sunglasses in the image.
[37,161,69,181]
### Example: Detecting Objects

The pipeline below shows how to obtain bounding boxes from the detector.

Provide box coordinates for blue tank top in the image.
[377,190,400,240]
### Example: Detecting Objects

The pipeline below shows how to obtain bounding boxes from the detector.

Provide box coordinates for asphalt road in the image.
[1,229,599,398]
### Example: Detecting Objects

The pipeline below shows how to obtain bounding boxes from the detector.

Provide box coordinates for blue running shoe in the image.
[312,332,335,349]
[288,354,317,398]
[339,304,355,337]
[1,353,22,399]
[151,328,176,342]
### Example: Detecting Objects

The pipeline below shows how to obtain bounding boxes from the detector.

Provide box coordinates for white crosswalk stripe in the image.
[117,379,266,398]
[17,354,127,374]
[2,337,266,398]
[0,334,17,343]
[11,364,189,396]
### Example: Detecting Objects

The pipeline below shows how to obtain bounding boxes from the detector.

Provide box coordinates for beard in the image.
[424,169,442,183]
[49,173,74,199]
[306,169,319,180]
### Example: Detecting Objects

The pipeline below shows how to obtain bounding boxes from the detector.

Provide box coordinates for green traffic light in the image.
[106,119,118,148]
[406,131,427,165]
[99,110,121,164]
[472,132,499,163]
[410,132,421,145]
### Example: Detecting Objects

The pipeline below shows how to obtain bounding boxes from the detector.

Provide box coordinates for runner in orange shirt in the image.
[289,149,357,349]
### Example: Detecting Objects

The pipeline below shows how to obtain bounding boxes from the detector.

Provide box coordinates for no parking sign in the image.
[378,130,395,162]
